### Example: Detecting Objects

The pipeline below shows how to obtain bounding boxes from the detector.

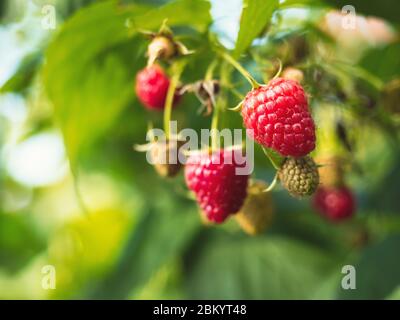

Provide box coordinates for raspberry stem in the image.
[262,147,282,170]
[264,173,278,193]
[70,166,90,215]
[164,60,186,139]
[219,51,261,89]
[272,59,283,80]
[205,59,218,81]
[209,60,220,151]
[211,61,230,151]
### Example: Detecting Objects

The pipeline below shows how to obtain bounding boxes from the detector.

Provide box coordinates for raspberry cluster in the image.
[134,26,356,228]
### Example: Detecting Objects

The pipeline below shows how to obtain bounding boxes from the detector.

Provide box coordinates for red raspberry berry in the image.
[241,77,316,157]
[184,149,249,223]
[313,186,356,222]
[135,65,179,111]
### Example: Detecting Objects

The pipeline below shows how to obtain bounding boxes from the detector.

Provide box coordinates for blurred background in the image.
[0,0,399,299]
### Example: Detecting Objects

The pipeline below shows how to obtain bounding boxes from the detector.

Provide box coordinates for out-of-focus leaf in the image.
[234,0,279,57]
[0,212,45,273]
[44,0,211,164]
[386,286,400,300]
[184,231,342,299]
[132,260,184,299]
[0,0,5,20]
[87,206,200,299]
[359,42,400,83]
[43,1,142,163]
[280,0,325,7]
[33,0,98,19]
[48,209,133,299]
[0,0,25,23]
[0,51,42,94]
[338,235,400,299]
[130,0,211,32]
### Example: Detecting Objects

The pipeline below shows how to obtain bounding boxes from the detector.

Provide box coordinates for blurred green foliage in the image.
[0,0,399,300]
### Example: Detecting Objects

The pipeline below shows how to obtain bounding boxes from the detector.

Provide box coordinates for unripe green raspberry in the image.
[278,156,319,197]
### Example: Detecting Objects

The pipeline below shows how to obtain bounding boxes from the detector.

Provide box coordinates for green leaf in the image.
[130,0,211,32]
[44,0,211,164]
[0,212,45,273]
[279,0,325,7]
[0,51,42,94]
[87,207,200,299]
[47,47,139,163]
[234,0,279,57]
[359,42,400,83]
[48,209,134,299]
[386,286,400,300]
[33,0,99,19]
[43,1,140,163]
[327,0,400,24]
[338,235,400,299]
[184,232,342,299]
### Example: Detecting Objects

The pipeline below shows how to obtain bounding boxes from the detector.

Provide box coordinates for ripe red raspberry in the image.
[241,77,316,157]
[135,65,179,111]
[184,149,249,223]
[313,186,356,222]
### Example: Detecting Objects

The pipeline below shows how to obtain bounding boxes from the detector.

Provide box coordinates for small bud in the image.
[282,67,304,83]
[147,36,176,66]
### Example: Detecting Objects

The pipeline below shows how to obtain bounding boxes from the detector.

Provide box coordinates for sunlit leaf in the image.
[44,0,211,164]
[234,0,279,57]
[0,212,45,273]
[359,42,400,82]
[0,51,42,94]
[130,0,211,32]
[48,209,133,299]
[338,235,400,299]
[328,0,400,24]
[87,207,200,299]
